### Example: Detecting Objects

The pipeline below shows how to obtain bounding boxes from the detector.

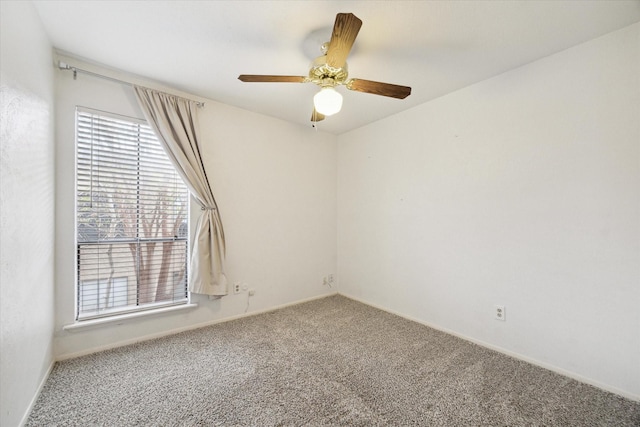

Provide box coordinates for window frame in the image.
[74,106,190,321]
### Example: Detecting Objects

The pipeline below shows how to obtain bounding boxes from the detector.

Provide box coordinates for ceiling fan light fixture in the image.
[313,87,343,116]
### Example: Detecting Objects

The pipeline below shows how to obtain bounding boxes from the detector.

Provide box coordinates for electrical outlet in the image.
[495,305,505,321]
[248,288,256,296]
[233,282,241,294]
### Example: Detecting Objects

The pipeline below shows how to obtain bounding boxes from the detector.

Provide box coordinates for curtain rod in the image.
[57,61,205,108]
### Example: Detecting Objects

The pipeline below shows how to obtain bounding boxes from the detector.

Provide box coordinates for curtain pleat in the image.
[134,86,227,296]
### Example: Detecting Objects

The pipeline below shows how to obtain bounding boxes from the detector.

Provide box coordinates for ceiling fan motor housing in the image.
[308,55,349,87]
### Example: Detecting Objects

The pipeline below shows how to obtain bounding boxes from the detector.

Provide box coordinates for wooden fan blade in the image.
[311,108,325,122]
[326,13,362,69]
[347,79,412,99]
[238,75,306,83]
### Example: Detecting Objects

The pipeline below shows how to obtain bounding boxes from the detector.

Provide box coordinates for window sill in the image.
[63,303,199,332]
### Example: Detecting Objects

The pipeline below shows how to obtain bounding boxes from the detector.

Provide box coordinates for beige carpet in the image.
[27,295,639,426]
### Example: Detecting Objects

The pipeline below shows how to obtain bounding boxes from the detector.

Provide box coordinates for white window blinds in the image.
[76,108,189,320]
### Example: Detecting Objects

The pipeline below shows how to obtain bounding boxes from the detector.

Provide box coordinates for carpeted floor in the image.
[27,295,639,426]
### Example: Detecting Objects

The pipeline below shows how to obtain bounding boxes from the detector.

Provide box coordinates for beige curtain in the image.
[134,86,227,296]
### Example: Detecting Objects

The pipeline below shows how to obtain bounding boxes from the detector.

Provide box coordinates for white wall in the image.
[0,1,56,425]
[337,23,639,399]
[54,55,337,358]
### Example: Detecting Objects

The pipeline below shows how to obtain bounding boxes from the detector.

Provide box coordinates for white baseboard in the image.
[19,360,55,427]
[338,292,640,402]
[56,291,338,361]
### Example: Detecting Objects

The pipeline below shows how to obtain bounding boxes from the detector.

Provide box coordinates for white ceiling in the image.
[33,1,640,135]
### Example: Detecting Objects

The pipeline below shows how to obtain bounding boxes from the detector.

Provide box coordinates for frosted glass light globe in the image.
[313,87,343,116]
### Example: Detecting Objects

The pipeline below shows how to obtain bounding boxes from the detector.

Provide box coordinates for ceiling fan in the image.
[238,13,411,123]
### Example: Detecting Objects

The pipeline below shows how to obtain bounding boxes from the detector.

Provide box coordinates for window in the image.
[76,108,189,320]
